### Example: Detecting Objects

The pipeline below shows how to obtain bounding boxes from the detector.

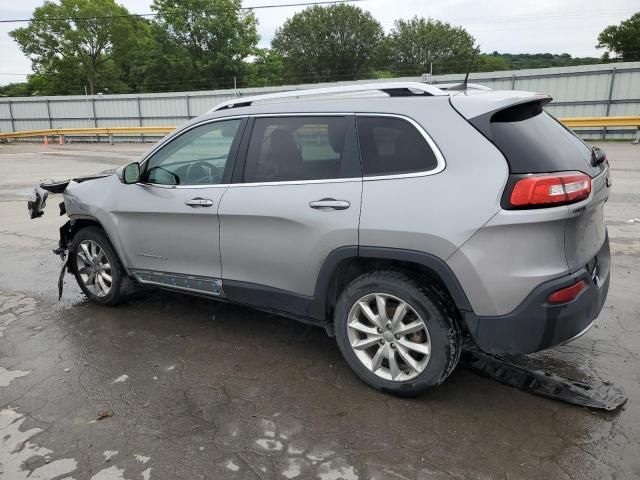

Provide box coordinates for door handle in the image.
[309,198,350,210]
[185,197,214,208]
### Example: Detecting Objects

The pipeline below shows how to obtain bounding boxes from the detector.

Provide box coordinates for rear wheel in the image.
[69,226,133,305]
[334,270,461,396]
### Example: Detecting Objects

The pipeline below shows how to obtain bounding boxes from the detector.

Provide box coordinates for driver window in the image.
[144,119,242,185]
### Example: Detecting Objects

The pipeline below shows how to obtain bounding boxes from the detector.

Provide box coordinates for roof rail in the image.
[435,82,492,91]
[209,82,447,111]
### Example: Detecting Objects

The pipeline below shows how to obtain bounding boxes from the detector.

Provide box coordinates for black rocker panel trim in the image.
[223,280,309,318]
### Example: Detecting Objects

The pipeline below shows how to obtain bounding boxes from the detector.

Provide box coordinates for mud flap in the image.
[460,348,627,411]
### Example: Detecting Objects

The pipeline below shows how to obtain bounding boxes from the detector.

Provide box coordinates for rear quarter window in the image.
[356,116,439,176]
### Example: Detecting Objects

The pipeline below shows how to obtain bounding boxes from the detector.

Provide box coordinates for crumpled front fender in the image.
[27,170,114,220]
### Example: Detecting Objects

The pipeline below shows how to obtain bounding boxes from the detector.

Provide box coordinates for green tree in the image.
[149,0,258,90]
[0,82,31,97]
[597,12,640,61]
[491,52,601,70]
[125,23,195,92]
[386,17,476,75]
[271,4,384,83]
[475,53,510,72]
[243,49,285,87]
[10,0,143,94]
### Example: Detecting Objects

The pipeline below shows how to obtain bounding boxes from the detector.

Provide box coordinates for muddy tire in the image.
[334,270,461,396]
[69,226,134,306]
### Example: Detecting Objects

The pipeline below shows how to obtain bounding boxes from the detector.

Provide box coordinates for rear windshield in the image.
[486,102,602,177]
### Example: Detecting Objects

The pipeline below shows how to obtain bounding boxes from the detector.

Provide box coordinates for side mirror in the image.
[118,162,141,184]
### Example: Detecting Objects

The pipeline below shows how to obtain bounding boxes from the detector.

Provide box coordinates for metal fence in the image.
[1,61,639,141]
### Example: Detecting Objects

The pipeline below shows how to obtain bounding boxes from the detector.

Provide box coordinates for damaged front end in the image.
[27,171,113,219]
[27,180,69,219]
[27,171,114,299]
[28,179,73,300]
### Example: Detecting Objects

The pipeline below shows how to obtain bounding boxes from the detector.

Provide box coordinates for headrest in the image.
[327,119,346,154]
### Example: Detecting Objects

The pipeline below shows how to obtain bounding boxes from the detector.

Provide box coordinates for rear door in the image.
[114,118,245,293]
[218,115,362,315]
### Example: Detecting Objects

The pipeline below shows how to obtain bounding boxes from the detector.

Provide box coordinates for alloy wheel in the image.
[347,293,431,381]
[76,240,112,297]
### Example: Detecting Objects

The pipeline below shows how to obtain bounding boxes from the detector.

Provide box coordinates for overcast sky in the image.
[0,0,637,85]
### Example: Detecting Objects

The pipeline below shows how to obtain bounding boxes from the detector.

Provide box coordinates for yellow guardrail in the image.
[0,126,175,139]
[0,117,638,140]
[559,116,640,128]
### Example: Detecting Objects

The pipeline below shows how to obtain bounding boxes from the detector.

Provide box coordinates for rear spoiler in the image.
[449,91,552,141]
[449,90,551,118]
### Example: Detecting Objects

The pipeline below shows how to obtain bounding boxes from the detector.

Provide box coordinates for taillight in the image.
[548,280,586,304]
[508,172,591,208]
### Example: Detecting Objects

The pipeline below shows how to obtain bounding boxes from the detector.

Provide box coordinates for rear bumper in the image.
[464,233,611,355]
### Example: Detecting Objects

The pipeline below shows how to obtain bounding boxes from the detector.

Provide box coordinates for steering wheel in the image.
[185,161,222,184]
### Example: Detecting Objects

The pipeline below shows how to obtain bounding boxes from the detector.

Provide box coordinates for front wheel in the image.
[334,270,461,396]
[68,226,133,305]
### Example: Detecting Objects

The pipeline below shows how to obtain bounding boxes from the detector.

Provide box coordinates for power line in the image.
[3,55,635,94]
[0,4,634,25]
[0,0,367,24]
[0,56,631,84]
[2,52,637,79]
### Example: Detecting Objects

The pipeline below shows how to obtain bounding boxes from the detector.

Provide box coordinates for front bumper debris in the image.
[27,180,69,219]
[27,185,49,219]
[27,173,109,220]
[54,221,73,300]
[57,255,69,301]
[26,179,75,297]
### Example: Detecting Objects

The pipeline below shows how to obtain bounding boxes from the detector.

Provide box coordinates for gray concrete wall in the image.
[1,61,639,140]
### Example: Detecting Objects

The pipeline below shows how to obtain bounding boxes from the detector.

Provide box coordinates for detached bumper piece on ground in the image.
[460,348,627,411]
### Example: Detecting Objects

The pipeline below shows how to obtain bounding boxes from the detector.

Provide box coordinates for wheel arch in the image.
[309,246,474,326]
[64,215,131,275]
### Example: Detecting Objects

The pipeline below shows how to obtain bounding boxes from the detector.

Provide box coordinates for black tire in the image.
[68,226,134,306]
[334,270,461,396]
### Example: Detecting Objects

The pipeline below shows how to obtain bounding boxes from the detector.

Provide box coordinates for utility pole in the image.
[84,85,91,127]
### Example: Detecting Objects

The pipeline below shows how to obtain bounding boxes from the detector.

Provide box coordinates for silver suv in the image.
[30,82,611,396]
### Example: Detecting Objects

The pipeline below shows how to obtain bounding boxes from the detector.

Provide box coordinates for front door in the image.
[218,115,362,314]
[114,118,245,294]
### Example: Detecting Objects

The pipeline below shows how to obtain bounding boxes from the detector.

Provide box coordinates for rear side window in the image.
[487,102,602,177]
[356,116,439,176]
[243,116,360,182]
